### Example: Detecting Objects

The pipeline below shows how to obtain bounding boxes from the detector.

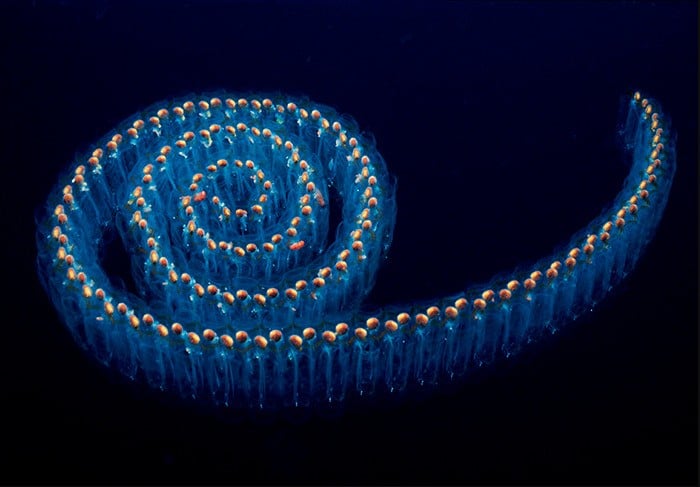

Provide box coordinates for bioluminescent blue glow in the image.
[36,92,675,409]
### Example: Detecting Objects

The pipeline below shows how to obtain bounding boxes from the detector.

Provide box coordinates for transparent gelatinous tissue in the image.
[36,92,675,409]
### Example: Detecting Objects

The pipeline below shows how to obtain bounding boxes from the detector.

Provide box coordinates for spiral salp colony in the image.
[37,92,675,408]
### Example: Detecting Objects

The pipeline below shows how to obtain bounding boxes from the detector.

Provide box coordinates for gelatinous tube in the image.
[36,92,676,408]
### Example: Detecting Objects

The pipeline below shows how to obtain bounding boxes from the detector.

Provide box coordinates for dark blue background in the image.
[2,0,697,484]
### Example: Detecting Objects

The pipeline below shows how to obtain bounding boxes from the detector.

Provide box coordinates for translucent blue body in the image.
[36,93,675,409]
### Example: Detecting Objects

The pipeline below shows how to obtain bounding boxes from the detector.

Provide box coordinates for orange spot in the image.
[289,335,303,348]
[354,328,368,340]
[269,329,283,342]
[235,331,248,343]
[385,320,398,332]
[129,315,140,329]
[82,285,92,299]
[303,327,316,340]
[366,317,379,329]
[193,283,205,297]
[254,335,268,349]
[335,323,349,335]
[221,334,234,348]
